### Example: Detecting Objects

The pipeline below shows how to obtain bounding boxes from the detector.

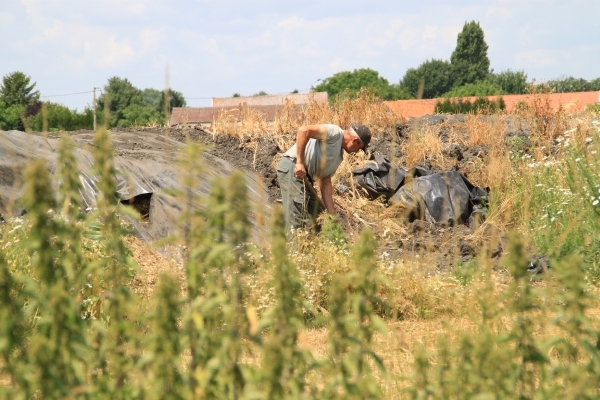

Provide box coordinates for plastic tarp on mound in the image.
[353,154,488,226]
[0,130,270,240]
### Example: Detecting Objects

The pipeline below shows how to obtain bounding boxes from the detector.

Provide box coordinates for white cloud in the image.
[139,28,164,54]
[516,49,557,68]
[329,57,352,73]
[485,7,510,17]
[99,0,150,15]
[90,38,136,68]
[0,12,15,24]
[396,26,420,50]
[6,0,600,110]
[277,16,304,31]
[423,25,438,42]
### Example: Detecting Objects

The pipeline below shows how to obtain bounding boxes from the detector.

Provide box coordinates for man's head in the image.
[345,124,371,153]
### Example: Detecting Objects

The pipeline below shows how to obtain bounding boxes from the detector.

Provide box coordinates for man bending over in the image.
[276,124,371,231]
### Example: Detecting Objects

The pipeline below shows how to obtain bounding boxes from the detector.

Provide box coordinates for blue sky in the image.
[1,0,598,110]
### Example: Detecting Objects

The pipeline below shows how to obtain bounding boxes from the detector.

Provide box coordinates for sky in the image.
[1,0,598,110]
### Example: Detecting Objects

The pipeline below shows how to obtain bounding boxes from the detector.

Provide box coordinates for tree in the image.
[253,91,268,96]
[443,81,504,97]
[0,102,25,131]
[546,76,600,93]
[26,103,95,132]
[0,71,40,108]
[119,104,162,127]
[399,59,453,99]
[486,69,529,94]
[158,89,186,114]
[450,21,490,88]
[315,68,410,101]
[142,88,162,110]
[97,77,143,127]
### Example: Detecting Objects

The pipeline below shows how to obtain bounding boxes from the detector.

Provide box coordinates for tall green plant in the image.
[260,207,315,399]
[89,127,140,397]
[323,228,388,399]
[21,159,91,398]
[140,273,187,399]
[175,140,254,398]
[0,251,27,398]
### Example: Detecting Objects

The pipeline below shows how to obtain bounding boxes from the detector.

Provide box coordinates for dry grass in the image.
[124,236,184,300]
[401,123,444,168]
[127,93,600,394]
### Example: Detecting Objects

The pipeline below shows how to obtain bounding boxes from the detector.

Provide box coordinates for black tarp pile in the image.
[353,153,489,227]
[0,130,270,240]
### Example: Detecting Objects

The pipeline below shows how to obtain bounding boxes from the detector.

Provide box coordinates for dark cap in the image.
[350,124,372,152]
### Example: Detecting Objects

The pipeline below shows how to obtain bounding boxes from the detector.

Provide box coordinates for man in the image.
[276,123,371,231]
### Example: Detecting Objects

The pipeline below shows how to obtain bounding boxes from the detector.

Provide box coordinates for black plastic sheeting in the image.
[353,154,489,227]
[0,130,270,241]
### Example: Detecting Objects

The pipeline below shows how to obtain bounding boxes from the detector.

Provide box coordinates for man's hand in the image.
[294,163,307,179]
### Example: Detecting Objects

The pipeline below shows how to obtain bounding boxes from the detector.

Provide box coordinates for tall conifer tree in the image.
[450,21,491,88]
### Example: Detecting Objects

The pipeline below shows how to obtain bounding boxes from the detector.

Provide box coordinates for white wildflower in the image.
[593,200,599,206]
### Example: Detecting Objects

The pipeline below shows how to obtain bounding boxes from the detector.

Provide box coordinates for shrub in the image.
[434,96,505,114]
[587,103,600,115]
[443,80,504,98]
[27,102,95,131]
[316,68,411,101]
[486,69,529,94]
[0,102,25,130]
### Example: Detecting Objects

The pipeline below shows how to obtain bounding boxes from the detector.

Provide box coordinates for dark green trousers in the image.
[276,156,320,232]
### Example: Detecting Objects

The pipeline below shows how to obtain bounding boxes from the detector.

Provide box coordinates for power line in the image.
[39,86,317,100]
[41,90,100,98]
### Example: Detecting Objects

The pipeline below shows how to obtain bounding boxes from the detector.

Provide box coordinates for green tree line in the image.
[0,72,186,131]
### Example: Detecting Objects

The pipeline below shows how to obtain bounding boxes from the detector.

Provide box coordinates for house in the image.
[169,104,304,128]
[212,92,328,107]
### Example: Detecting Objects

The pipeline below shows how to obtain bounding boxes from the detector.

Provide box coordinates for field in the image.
[1,90,600,398]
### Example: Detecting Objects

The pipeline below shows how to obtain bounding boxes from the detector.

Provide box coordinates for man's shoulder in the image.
[322,124,343,138]
[322,123,342,131]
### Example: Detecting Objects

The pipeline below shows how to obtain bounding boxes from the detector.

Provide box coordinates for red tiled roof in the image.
[384,91,600,118]
[169,104,304,126]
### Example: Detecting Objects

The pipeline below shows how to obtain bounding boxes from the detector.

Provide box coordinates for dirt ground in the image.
[45,115,521,270]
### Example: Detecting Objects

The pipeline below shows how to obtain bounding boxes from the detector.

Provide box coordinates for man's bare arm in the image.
[319,176,336,216]
[294,125,327,179]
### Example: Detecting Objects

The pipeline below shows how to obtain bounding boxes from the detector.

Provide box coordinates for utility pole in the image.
[93,87,98,131]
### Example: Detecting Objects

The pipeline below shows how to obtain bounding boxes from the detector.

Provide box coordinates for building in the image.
[170,91,328,128]
[169,104,304,128]
[212,92,328,107]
